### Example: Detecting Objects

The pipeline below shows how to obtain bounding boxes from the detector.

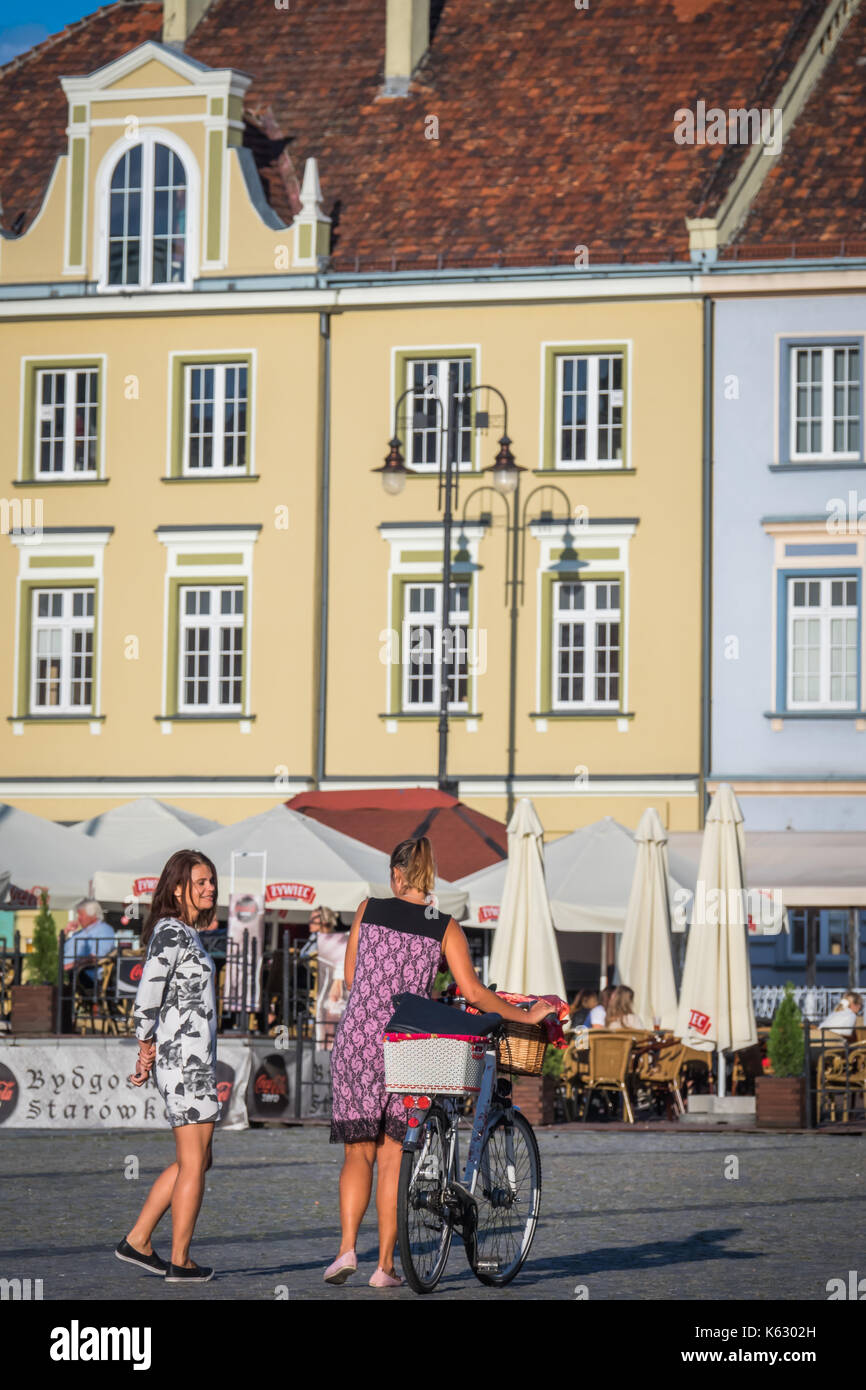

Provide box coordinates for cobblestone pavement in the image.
[0,1125,863,1302]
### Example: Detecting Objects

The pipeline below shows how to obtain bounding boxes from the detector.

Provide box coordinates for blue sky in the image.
[0,2,106,65]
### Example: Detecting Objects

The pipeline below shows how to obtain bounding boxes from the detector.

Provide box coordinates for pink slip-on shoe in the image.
[369,1267,404,1288]
[324,1251,357,1284]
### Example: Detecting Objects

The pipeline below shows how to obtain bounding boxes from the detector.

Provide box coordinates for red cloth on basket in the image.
[468,992,570,1049]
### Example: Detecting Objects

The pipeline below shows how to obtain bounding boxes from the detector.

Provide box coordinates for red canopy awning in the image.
[285,789,507,883]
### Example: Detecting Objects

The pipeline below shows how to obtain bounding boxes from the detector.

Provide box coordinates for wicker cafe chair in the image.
[641,1040,686,1117]
[582,1031,635,1124]
[817,1044,866,1123]
[561,1037,591,1119]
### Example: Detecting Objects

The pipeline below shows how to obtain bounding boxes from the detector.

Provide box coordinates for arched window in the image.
[106,139,188,288]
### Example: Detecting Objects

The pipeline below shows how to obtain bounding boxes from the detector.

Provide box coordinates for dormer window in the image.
[99,131,195,291]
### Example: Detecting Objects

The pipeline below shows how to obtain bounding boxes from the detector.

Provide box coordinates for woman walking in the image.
[325,836,553,1289]
[116,849,221,1283]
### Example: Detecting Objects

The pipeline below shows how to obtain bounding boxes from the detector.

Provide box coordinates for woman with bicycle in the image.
[325,836,553,1289]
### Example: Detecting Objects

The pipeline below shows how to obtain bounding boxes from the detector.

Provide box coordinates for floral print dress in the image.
[133,916,220,1128]
[329,896,448,1144]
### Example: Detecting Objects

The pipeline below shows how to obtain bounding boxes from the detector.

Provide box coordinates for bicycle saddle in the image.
[387,992,503,1037]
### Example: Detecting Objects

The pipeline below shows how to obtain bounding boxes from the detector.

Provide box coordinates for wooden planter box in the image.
[11,985,57,1035]
[755,1076,806,1129]
[511,1074,556,1126]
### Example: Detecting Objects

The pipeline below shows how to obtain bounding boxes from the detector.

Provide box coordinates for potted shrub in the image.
[511,1045,560,1125]
[11,893,59,1035]
[755,982,806,1128]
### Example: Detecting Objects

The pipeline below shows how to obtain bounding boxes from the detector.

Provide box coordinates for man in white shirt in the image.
[819,991,863,1038]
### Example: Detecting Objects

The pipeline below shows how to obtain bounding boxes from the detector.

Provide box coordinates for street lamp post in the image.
[374,383,461,793]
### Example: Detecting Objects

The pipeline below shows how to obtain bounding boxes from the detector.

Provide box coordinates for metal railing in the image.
[753,985,858,1023]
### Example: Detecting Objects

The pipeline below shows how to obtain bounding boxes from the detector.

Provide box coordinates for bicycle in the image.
[394,1009,542,1294]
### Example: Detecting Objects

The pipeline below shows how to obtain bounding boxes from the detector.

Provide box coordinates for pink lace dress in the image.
[329,896,448,1144]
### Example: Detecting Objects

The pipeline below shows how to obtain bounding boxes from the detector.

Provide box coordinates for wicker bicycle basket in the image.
[497,1019,547,1076]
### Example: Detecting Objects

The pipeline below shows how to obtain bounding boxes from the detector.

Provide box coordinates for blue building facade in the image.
[711,288,866,987]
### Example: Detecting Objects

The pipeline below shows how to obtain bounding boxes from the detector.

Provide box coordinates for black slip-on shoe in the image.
[164,1262,214,1283]
[115,1239,169,1276]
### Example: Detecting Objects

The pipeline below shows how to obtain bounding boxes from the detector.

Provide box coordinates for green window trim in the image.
[176,553,245,567]
[392,349,480,473]
[378,711,483,722]
[20,358,103,483]
[16,578,100,719]
[67,137,87,268]
[542,343,629,472]
[165,574,249,718]
[206,128,224,263]
[160,474,260,484]
[388,568,477,715]
[7,714,106,724]
[539,563,625,713]
[169,353,254,478]
[154,714,257,724]
[529,710,634,721]
[26,554,93,569]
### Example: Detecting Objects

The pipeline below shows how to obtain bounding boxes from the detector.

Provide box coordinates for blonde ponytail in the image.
[389,836,436,896]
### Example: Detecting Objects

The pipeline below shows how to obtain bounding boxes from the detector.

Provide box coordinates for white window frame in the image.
[401,580,470,713]
[789,343,860,463]
[34,367,99,479]
[555,352,624,469]
[156,528,259,721]
[95,130,199,293]
[183,362,249,474]
[29,587,95,715]
[178,584,244,714]
[552,578,622,711]
[786,575,858,711]
[404,357,474,473]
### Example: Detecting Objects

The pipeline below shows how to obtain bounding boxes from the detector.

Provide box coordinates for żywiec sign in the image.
[265,882,316,904]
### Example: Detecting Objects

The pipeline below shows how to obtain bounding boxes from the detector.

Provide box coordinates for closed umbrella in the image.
[488,798,565,998]
[675,784,757,1095]
[617,808,678,1031]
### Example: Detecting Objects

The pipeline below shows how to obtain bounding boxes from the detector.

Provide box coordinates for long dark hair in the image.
[141,849,218,947]
[389,836,436,896]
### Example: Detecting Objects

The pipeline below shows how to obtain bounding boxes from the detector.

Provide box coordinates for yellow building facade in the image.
[0,41,704,837]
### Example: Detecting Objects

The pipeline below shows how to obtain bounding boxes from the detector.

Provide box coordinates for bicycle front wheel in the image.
[470,1107,541,1286]
[397,1104,454,1294]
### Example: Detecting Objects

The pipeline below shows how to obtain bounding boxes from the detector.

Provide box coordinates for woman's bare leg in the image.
[338,1140,376,1255]
[374,1133,403,1274]
[169,1121,215,1267]
[126,1162,179,1254]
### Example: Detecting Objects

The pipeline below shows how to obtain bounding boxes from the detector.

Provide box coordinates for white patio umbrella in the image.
[69,798,221,858]
[92,805,468,918]
[675,784,758,1096]
[617,808,678,1031]
[0,802,108,909]
[488,798,566,998]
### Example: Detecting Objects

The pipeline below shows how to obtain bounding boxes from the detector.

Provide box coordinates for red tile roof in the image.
[0,0,857,265]
[0,2,164,236]
[726,0,866,256]
[286,788,507,880]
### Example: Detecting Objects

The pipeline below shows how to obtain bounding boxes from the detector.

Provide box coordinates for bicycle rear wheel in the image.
[397,1103,454,1294]
[470,1107,541,1286]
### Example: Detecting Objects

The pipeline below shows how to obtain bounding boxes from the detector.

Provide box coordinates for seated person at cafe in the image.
[605,985,645,1031]
[818,991,863,1038]
[63,898,117,992]
[572,988,607,1028]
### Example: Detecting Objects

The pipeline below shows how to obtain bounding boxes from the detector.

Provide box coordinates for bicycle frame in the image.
[402,1040,522,1210]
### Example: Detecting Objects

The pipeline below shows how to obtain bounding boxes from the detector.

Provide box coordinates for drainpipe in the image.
[699,295,714,828]
[314,311,332,786]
